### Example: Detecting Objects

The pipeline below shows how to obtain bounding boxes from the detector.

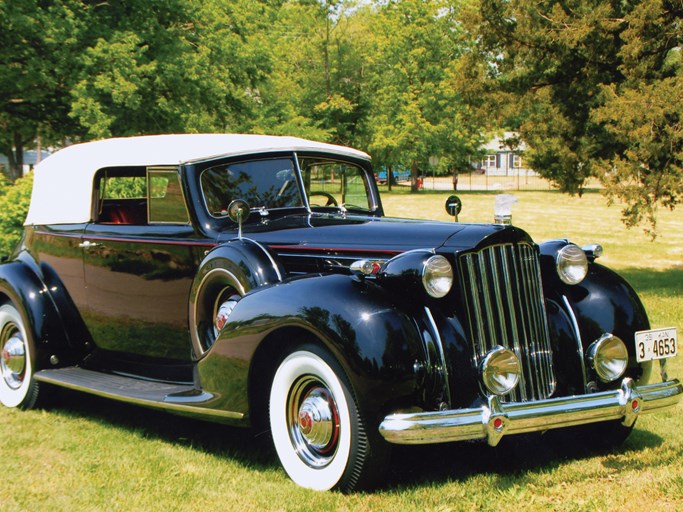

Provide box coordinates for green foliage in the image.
[366,0,484,190]
[0,0,87,179]
[0,173,33,257]
[1,0,680,234]
[69,0,275,137]
[464,0,683,235]
[592,1,683,238]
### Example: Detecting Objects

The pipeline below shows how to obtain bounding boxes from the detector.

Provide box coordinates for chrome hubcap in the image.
[1,332,26,390]
[288,378,340,468]
[298,391,335,449]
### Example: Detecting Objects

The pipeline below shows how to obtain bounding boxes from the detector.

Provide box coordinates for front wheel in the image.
[0,304,41,409]
[269,345,385,491]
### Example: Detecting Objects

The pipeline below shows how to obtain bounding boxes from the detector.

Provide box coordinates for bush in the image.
[0,173,33,258]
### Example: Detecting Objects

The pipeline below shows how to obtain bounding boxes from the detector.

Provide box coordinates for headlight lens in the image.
[556,243,588,285]
[422,255,453,298]
[587,334,628,382]
[480,347,521,396]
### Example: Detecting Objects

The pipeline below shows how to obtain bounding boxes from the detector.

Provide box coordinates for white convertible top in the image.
[25,134,370,226]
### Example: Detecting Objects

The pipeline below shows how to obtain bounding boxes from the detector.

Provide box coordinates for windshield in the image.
[200,155,376,219]
[299,157,375,211]
[201,158,303,217]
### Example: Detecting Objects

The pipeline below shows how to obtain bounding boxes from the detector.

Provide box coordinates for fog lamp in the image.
[556,243,588,285]
[586,334,628,382]
[480,347,521,396]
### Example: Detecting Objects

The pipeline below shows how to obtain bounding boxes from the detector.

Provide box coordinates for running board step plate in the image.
[35,367,243,420]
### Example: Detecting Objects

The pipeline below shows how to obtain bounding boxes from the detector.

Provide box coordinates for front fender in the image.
[197,274,425,424]
[545,261,652,389]
[188,238,284,358]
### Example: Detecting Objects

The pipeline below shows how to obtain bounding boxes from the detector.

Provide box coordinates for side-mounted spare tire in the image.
[188,239,283,359]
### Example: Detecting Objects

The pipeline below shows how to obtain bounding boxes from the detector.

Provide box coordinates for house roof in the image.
[481,132,528,153]
[25,134,369,225]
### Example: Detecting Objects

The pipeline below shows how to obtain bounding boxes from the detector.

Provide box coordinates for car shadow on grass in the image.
[45,387,279,471]
[43,386,667,492]
[383,426,665,491]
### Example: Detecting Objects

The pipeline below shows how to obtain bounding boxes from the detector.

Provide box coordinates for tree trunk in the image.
[410,160,419,193]
[6,132,24,182]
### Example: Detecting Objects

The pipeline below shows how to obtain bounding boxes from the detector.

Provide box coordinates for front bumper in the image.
[379,378,683,447]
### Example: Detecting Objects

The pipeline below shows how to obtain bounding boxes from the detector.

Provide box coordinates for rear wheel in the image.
[269,344,385,491]
[0,304,40,409]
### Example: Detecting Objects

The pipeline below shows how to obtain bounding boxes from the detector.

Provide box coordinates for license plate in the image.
[635,327,678,362]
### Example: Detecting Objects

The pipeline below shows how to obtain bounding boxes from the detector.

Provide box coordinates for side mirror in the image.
[228,199,251,239]
[445,195,462,222]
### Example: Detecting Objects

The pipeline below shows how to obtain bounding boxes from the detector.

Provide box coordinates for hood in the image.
[217,213,534,259]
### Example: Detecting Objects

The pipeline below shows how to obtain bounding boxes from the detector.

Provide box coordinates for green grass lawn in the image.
[1,190,681,511]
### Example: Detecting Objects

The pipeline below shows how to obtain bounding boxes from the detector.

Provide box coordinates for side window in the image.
[147,168,190,224]
[95,169,148,225]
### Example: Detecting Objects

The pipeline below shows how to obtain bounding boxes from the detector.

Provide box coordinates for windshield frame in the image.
[196,150,381,226]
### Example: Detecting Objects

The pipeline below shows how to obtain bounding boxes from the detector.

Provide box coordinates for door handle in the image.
[78,240,102,249]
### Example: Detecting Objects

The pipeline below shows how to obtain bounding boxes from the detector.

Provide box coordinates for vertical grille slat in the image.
[460,243,556,401]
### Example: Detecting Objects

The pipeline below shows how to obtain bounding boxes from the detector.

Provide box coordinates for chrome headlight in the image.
[586,334,628,382]
[480,347,521,396]
[556,243,588,285]
[422,255,453,298]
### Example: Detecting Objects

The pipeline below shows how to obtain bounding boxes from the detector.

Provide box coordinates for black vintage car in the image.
[1,134,680,491]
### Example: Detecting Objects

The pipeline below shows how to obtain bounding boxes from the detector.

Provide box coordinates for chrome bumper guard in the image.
[379,378,683,447]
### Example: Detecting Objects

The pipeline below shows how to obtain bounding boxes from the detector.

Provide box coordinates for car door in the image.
[81,166,208,366]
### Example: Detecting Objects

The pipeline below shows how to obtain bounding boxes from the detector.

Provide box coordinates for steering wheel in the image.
[309,191,338,207]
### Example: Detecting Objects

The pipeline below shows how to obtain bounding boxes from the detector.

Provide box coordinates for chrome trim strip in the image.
[562,294,588,390]
[424,306,452,407]
[379,378,683,446]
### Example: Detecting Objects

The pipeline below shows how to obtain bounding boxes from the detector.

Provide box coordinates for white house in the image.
[480,132,536,177]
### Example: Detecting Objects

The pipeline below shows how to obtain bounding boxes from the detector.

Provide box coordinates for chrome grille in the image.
[459,243,555,401]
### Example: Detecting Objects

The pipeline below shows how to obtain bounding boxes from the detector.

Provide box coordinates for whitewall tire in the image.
[269,345,381,491]
[0,304,40,409]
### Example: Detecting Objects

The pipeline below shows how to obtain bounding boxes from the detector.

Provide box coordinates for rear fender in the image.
[0,258,70,370]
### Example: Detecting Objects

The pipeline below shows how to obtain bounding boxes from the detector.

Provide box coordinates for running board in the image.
[35,367,243,420]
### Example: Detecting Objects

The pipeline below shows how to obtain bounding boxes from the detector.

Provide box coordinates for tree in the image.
[592,1,682,237]
[466,0,682,234]
[70,0,275,137]
[253,0,372,145]
[0,0,87,180]
[1,0,277,171]
[366,0,483,191]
